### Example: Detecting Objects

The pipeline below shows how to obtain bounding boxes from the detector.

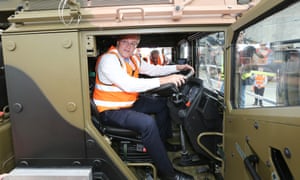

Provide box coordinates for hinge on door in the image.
[58,0,81,25]
[68,0,81,23]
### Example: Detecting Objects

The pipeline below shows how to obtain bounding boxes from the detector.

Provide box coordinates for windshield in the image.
[196,32,225,92]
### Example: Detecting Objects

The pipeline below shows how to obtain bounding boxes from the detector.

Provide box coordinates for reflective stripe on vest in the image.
[93,47,140,112]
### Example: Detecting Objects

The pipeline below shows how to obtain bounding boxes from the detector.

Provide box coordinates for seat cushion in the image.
[104,126,139,138]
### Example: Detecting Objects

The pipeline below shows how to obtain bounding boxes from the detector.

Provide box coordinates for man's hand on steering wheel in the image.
[159,64,195,87]
[148,67,194,95]
[159,74,186,87]
[176,64,195,76]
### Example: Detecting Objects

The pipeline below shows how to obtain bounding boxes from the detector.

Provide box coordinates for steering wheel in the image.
[147,69,194,96]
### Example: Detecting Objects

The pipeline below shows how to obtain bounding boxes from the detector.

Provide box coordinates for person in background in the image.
[149,49,165,65]
[93,34,194,180]
[253,67,267,106]
[255,43,272,64]
[239,46,256,108]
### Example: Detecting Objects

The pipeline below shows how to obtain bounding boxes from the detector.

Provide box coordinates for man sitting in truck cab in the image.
[93,34,194,180]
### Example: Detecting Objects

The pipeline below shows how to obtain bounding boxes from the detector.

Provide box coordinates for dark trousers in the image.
[132,94,173,141]
[99,95,174,177]
[254,86,265,105]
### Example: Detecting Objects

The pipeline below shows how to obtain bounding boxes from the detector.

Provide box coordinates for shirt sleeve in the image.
[97,54,161,92]
[139,59,178,76]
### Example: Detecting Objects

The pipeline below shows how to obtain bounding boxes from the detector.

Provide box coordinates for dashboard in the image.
[168,77,224,159]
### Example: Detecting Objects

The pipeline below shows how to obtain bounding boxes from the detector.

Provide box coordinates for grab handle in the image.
[116,7,144,22]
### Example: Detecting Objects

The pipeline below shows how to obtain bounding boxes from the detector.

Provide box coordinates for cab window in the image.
[196,32,225,92]
[233,2,300,108]
[179,41,189,62]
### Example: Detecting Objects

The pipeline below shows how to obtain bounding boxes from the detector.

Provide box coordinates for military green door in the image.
[224,0,300,179]
[2,31,86,165]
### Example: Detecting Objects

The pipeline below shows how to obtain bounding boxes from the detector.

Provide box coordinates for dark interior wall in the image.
[0,42,8,110]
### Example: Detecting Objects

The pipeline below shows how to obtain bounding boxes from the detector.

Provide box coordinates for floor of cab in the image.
[168,153,216,180]
[131,149,216,180]
[129,126,219,180]
[166,130,216,180]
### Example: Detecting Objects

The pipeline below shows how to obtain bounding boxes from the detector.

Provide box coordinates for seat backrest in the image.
[90,99,99,118]
[90,98,106,134]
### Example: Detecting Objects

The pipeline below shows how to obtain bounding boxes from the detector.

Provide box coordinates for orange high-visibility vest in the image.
[145,56,164,65]
[93,46,140,112]
[151,56,164,65]
[255,75,266,88]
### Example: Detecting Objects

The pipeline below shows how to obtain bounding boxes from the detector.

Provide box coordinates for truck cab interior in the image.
[87,31,225,179]
[2,0,299,179]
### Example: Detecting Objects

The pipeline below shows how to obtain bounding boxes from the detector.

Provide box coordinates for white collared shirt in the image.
[97,52,178,92]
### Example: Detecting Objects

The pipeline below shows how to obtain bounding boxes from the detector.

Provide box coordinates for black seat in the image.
[90,99,153,162]
[90,99,141,141]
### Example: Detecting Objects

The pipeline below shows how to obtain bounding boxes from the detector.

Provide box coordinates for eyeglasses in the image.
[120,40,138,48]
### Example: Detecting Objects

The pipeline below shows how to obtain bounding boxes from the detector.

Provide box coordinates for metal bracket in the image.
[68,0,81,23]
[172,0,193,21]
